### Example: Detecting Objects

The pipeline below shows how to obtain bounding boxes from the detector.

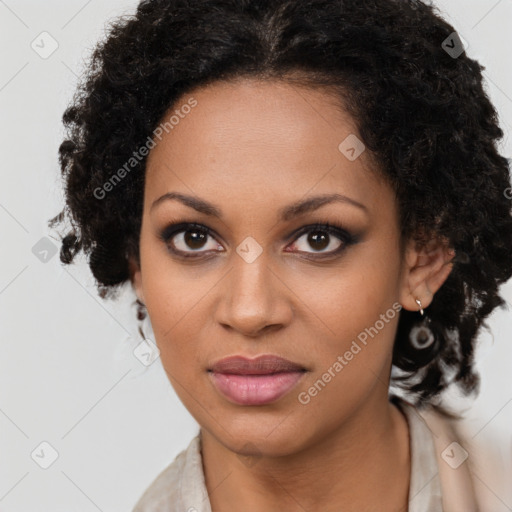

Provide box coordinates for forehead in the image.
[144,78,391,219]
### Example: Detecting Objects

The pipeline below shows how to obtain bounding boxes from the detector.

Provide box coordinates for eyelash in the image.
[158,220,358,260]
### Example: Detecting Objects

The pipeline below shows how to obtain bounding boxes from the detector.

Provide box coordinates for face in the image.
[132,78,415,457]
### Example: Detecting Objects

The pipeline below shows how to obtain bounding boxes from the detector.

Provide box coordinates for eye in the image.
[158,221,356,259]
[286,222,354,258]
[159,222,222,257]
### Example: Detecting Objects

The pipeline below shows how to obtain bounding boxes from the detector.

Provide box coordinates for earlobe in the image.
[128,257,145,304]
[399,237,455,313]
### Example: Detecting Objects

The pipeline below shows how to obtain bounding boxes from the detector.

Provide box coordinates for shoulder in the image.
[396,398,481,512]
[132,434,210,512]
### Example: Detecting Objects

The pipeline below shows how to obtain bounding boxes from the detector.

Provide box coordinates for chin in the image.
[202,410,315,458]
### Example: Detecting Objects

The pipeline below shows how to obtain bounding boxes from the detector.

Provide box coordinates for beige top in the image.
[132,399,479,511]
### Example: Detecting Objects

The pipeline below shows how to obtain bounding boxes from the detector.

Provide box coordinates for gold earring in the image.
[415,298,424,316]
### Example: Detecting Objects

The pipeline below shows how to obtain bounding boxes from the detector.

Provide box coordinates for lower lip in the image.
[209,371,305,405]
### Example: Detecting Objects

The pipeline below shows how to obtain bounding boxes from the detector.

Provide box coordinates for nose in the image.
[215,253,293,338]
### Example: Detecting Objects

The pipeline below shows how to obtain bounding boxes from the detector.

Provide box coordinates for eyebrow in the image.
[150,191,368,220]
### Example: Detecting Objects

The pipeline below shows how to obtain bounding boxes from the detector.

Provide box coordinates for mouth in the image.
[208,354,307,406]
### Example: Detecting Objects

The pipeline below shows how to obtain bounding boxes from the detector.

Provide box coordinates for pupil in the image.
[309,231,329,251]
[185,230,207,249]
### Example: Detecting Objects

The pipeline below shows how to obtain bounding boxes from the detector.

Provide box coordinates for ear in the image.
[128,257,145,304]
[398,235,455,313]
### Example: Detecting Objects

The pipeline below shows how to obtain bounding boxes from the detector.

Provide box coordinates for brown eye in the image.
[159,221,356,260]
[306,231,331,251]
[182,229,208,250]
[290,224,352,255]
[160,223,223,256]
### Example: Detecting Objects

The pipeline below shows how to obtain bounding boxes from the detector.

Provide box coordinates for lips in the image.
[210,354,306,375]
[208,354,306,406]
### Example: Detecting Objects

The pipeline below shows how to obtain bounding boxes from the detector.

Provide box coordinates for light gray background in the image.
[1,1,511,510]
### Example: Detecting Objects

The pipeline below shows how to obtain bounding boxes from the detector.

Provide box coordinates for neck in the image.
[201,393,410,511]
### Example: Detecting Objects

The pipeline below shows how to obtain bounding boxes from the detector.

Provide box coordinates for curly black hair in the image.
[49,0,512,410]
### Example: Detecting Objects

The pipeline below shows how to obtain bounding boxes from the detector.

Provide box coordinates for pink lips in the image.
[208,355,306,406]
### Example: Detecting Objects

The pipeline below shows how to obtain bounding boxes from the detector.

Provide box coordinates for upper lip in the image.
[209,355,306,375]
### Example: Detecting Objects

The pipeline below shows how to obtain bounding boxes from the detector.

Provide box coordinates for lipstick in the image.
[208,354,306,406]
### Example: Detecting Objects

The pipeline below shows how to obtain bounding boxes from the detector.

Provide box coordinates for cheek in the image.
[139,235,194,358]
[295,280,401,430]
[143,281,201,362]
[293,242,403,399]
[294,241,402,350]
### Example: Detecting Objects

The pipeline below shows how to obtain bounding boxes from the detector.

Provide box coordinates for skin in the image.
[130,78,454,511]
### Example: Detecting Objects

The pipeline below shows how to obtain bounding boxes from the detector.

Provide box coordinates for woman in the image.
[49,0,512,510]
